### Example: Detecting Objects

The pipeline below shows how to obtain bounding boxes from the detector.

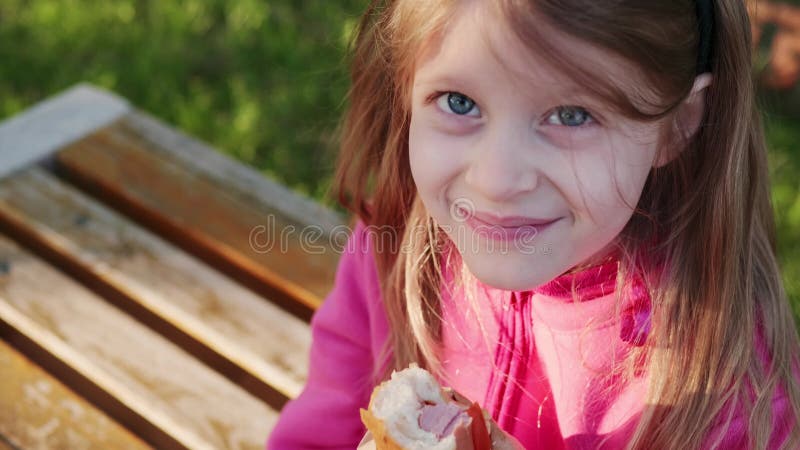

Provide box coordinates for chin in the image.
[460,250,561,292]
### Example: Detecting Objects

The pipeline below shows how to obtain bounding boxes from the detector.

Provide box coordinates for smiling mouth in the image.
[456,205,559,228]
[457,208,559,242]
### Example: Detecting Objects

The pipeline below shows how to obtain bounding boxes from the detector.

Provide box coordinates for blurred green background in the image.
[0,0,798,314]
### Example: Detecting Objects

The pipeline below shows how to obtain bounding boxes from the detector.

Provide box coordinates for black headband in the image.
[696,0,715,74]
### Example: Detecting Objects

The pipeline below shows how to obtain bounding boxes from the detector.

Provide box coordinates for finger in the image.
[486,417,526,450]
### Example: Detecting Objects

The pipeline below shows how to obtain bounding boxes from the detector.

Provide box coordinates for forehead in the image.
[413,2,652,106]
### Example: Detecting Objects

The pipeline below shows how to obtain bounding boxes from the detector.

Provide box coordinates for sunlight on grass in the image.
[0,0,366,206]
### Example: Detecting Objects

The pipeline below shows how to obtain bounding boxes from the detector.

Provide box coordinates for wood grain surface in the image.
[0,339,151,450]
[0,231,277,450]
[0,168,311,404]
[56,116,349,319]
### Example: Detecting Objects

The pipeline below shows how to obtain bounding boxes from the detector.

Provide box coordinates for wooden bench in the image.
[0,84,348,450]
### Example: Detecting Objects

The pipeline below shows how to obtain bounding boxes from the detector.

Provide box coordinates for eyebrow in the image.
[414,72,606,109]
[413,74,476,93]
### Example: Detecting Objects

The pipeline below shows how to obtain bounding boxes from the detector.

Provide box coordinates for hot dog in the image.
[359,364,521,450]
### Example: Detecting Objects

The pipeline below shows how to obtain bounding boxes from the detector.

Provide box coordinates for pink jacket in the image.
[267,220,793,449]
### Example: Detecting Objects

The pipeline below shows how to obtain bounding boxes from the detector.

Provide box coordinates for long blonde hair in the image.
[332,0,800,448]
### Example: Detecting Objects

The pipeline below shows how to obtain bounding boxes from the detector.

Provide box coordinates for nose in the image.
[464,124,540,202]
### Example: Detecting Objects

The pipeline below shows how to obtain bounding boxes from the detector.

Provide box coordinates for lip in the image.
[458,207,560,242]
[468,209,559,227]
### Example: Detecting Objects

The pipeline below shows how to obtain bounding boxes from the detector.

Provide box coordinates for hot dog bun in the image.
[359,364,491,450]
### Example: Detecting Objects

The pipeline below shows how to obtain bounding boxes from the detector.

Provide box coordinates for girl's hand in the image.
[443,413,525,450]
[447,389,525,450]
[485,418,525,450]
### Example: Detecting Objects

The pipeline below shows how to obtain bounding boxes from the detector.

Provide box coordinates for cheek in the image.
[609,132,660,209]
[408,115,432,191]
[408,114,464,195]
[566,137,655,226]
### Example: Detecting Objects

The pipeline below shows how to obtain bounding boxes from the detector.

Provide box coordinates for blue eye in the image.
[547,106,593,127]
[436,92,480,117]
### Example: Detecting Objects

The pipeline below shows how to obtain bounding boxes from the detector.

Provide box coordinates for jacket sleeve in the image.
[267,220,384,449]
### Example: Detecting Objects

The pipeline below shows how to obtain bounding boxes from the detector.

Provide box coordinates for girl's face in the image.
[408,4,666,291]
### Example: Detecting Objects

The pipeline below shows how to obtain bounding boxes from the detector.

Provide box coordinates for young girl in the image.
[268,0,800,448]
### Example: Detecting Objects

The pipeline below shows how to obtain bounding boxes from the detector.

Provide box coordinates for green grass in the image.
[764,112,800,316]
[0,0,798,315]
[0,0,365,202]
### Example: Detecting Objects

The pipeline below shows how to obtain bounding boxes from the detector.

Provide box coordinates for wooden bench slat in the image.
[0,339,151,450]
[0,84,130,180]
[0,437,17,450]
[0,233,277,450]
[122,111,345,237]
[0,168,311,404]
[55,115,346,319]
